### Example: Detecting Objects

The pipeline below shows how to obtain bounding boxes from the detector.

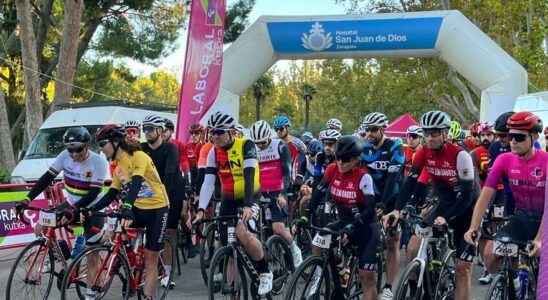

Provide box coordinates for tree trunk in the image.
[254,93,261,121]
[15,0,43,149]
[305,99,310,131]
[35,0,54,66]
[50,0,85,114]
[0,86,15,171]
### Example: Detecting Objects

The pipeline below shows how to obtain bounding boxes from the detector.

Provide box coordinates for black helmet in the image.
[96,124,126,142]
[164,119,175,131]
[335,135,363,160]
[63,127,91,147]
[494,111,515,133]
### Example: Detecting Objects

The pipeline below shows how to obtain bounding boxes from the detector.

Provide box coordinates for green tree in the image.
[251,73,274,121]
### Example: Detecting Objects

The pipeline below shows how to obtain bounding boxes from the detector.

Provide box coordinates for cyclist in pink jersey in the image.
[465,112,546,297]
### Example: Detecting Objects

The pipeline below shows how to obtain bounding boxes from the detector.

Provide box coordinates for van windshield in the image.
[25,126,103,159]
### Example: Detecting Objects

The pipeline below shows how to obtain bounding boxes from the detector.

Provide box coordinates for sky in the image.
[125,0,347,81]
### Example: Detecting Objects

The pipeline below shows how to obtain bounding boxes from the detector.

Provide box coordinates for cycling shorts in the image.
[132,206,168,252]
[218,200,244,246]
[56,202,104,246]
[327,219,381,271]
[167,196,182,230]
[262,191,287,224]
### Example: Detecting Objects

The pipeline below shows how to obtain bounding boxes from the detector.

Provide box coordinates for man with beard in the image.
[470,123,496,188]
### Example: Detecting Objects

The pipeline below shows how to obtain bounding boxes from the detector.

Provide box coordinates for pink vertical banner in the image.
[176,0,226,143]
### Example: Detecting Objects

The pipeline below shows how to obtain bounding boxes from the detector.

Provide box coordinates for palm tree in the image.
[251,74,273,121]
[301,83,317,130]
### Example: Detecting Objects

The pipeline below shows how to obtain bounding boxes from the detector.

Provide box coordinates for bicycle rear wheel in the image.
[208,245,248,300]
[139,236,175,300]
[265,235,293,295]
[434,250,455,300]
[485,273,508,300]
[6,239,55,300]
[60,244,131,300]
[200,223,220,286]
[393,260,423,300]
[284,255,330,300]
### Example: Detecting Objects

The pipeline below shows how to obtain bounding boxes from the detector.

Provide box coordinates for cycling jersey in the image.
[461,139,476,152]
[185,142,202,170]
[199,138,260,208]
[403,144,421,177]
[256,139,291,193]
[484,151,548,212]
[470,145,490,187]
[198,142,214,169]
[168,138,190,173]
[282,136,306,183]
[49,150,109,205]
[111,151,169,210]
[313,152,335,185]
[360,138,405,209]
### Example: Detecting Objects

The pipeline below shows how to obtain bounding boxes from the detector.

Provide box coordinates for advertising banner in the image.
[176,0,227,143]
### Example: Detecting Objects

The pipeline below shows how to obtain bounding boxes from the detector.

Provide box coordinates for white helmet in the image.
[319,129,342,141]
[406,125,423,137]
[234,123,246,134]
[326,118,342,131]
[124,120,141,129]
[207,111,236,130]
[142,115,165,128]
[362,112,389,128]
[420,110,451,130]
[249,120,271,143]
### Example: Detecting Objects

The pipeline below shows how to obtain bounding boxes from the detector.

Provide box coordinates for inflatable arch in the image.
[208,10,527,123]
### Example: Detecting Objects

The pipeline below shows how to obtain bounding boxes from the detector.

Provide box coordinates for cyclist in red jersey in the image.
[185,123,205,181]
[390,110,480,300]
[470,123,496,188]
[403,125,423,178]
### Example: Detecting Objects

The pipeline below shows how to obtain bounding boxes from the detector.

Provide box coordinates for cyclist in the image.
[464,112,546,296]
[301,131,314,146]
[360,112,404,300]
[403,125,423,177]
[390,110,479,300]
[13,127,109,300]
[124,120,142,144]
[249,120,303,267]
[464,122,481,151]
[297,139,323,213]
[300,135,381,300]
[326,118,343,132]
[184,123,206,185]
[88,124,169,300]
[234,123,246,138]
[448,120,462,145]
[140,115,185,288]
[193,112,273,295]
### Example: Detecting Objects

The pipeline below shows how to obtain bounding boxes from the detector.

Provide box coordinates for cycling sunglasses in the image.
[335,156,353,163]
[209,129,229,136]
[274,127,286,132]
[67,147,85,153]
[509,133,529,143]
[255,141,268,146]
[98,140,110,148]
[142,126,156,133]
[190,131,202,136]
[496,133,509,139]
[423,129,442,137]
[364,126,381,133]
[406,133,420,139]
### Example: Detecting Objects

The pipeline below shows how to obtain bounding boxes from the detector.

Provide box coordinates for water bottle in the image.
[518,264,529,298]
[125,241,136,266]
[340,263,350,288]
[71,235,86,259]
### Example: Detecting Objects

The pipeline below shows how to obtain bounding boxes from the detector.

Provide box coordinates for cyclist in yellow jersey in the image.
[192,112,273,295]
[88,124,168,300]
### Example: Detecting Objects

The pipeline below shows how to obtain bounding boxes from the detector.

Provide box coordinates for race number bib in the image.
[324,202,331,214]
[108,217,122,232]
[493,240,518,257]
[415,226,433,238]
[493,206,504,218]
[312,233,331,249]
[227,226,236,243]
[39,211,57,227]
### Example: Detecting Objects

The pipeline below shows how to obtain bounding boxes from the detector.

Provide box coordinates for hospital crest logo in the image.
[301,22,333,51]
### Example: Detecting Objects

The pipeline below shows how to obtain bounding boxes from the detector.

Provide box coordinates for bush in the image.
[0,166,10,184]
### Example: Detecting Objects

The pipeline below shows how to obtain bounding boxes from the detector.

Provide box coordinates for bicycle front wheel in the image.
[393,260,423,300]
[208,245,248,300]
[147,235,176,300]
[485,273,508,300]
[6,239,55,300]
[284,255,330,300]
[200,223,219,286]
[60,244,131,300]
[265,235,293,295]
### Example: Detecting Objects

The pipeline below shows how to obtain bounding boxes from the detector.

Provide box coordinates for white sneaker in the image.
[160,276,175,288]
[381,287,393,300]
[84,289,97,300]
[478,272,493,284]
[292,247,303,268]
[258,271,273,295]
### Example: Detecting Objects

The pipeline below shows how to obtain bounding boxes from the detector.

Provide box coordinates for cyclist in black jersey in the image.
[360,112,405,300]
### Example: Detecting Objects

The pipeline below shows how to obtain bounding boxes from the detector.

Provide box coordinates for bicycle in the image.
[198,201,221,286]
[59,210,175,300]
[6,206,75,300]
[393,212,456,300]
[478,231,538,300]
[201,210,293,299]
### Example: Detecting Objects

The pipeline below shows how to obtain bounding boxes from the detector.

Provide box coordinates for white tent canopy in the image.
[208,10,527,123]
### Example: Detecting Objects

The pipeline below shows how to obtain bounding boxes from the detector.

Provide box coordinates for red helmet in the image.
[96,124,126,142]
[188,123,205,133]
[478,123,495,134]
[469,122,480,135]
[506,112,543,133]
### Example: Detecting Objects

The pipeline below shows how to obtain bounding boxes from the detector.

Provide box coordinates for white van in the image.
[10,106,177,183]
[514,91,548,149]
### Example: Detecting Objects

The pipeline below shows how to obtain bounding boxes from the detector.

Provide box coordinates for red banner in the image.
[176,0,226,143]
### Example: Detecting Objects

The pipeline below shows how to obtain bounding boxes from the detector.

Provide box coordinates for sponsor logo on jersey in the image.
[331,187,357,199]
[531,167,544,180]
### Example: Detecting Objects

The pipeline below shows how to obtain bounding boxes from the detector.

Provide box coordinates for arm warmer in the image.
[439,179,475,221]
[195,167,206,194]
[93,188,119,211]
[306,178,329,216]
[124,175,143,207]
[280,143,292,193]
[198,173,216,210]
[355,195,377,225]
[74,186,102,208]
[243,165,256,208]
[27,171,57,200]
[395,166,421,210]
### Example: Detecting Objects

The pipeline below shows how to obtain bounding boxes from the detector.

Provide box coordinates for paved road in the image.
[0,245,491,299]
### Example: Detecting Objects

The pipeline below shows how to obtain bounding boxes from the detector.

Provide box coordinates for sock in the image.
[164,265,172,277]
[383,284,392,291]
[256,257,270,273]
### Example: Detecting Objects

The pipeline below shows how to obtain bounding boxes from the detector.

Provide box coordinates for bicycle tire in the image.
[138,236,176,300]
[284,255,330,300]
[265,235,293,294]
[200,223,219,286]
[347,257,363,300]
[393,260,423,300]
[485,273,508,300]
[6,239,55,300]
[376,251,385,291]
[208,245,248,300]
[294,225,312,260]
[434,249,455,300]
[60,244,131,300]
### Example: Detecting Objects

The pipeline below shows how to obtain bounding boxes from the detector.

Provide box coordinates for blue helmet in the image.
[301,132,314,143]
[273,116,291,127]
[306,139,323,154]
